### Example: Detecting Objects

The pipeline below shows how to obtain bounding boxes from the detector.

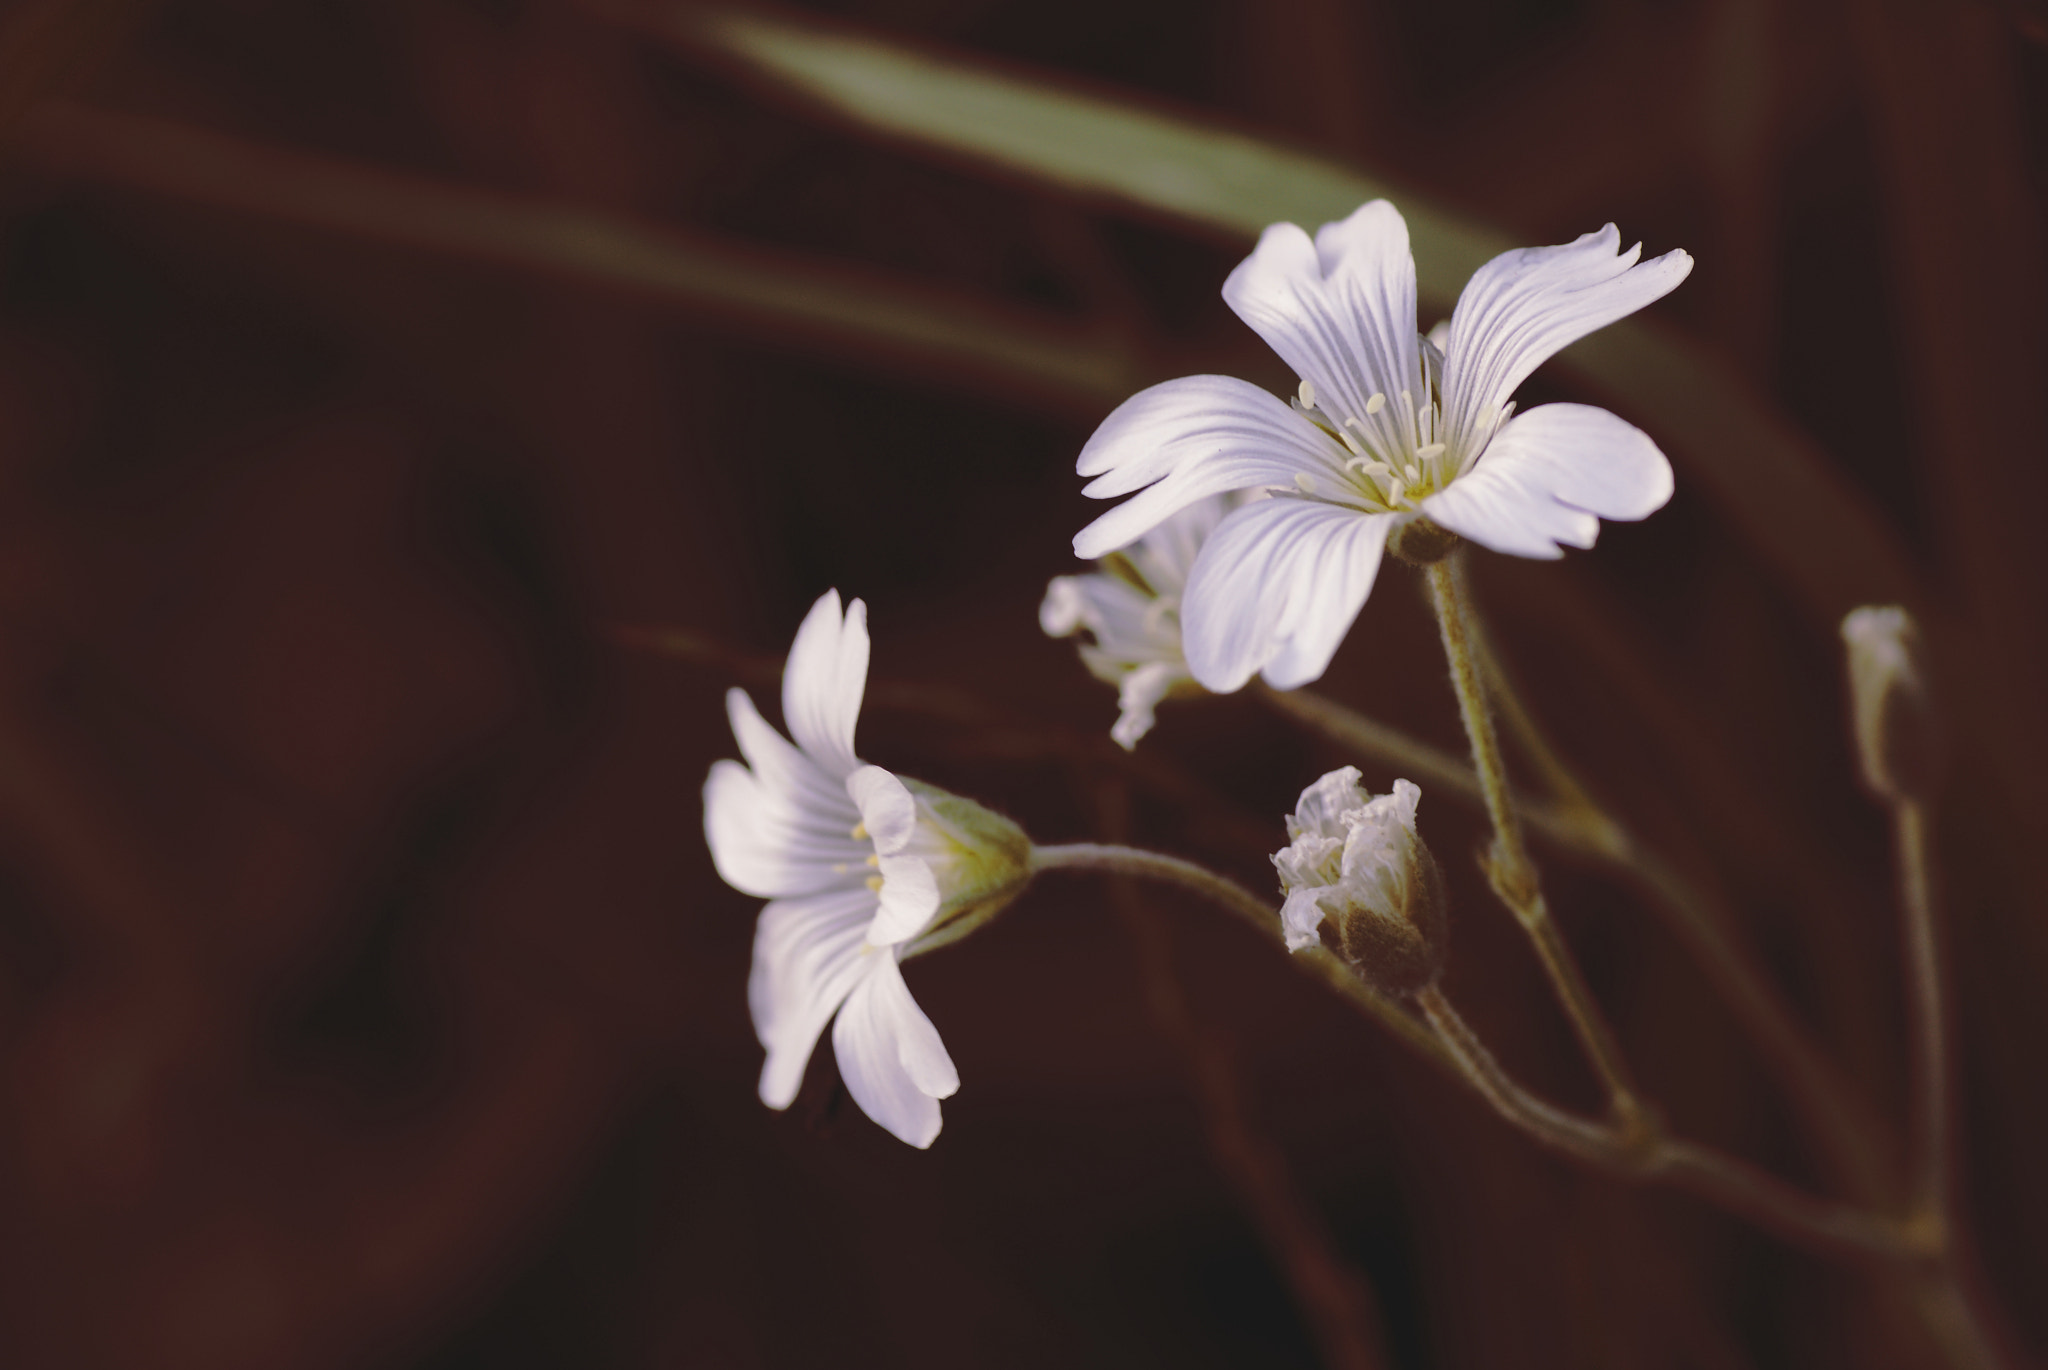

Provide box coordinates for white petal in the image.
[1293,765,1367,837]
[1111,660,1187,750]
[749,886,882,1108]
[831,954,958,1148]
[1073,376,1344,560]
[867,853,940,946]
[1280,887,1330,952]
[1221,202,1421,427]
[782,590,869,779]
[1039,572,1159,658]
[1127,490,1236,592]
[704,760,852,899]
[727,689,847,815]
[846,765,917,854]
[1181,500,1396,693]
[1386,778,1422,829]
[1421,403,1674,559]
[1040,576,1092,638]
[845,765,941,946]
[1440,226,1691,451]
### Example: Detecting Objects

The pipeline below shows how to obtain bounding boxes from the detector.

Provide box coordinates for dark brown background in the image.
[0,0,2042,1365]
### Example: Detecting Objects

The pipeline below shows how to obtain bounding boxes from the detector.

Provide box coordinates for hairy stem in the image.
[1028,843,1451,1069]
[1413,986,1918,1266]
[1425,558,1647,1132]
[1262,675,1895,1194]
[1894,801,1950,1225]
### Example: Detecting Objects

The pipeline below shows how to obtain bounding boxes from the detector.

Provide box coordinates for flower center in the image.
[1290,374,1515,517]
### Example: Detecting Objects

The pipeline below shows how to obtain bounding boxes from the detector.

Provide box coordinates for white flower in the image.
[1040,492,1239,748]
[1072,200,1692,693]
[1274,769,1444,994]
[703,590,1028,1148]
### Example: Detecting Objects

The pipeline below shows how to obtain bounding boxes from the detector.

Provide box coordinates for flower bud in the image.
[896,777,1035,957]
[1840,606,1942,803]
[1272,769,1447,995]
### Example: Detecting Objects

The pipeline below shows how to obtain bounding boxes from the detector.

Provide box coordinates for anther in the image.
[866,875,884,892]
[1298,379,1317,409]
[1294,472,1319,494]
[1415,443,1446,459]
[1365,393,1387,415]
[850,821,868,840]
[1339,429,1366,456]
[866,854,881,868]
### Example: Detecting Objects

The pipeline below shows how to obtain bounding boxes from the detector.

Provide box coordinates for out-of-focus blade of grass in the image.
[596,0,1497,284]
[15,103,1142,419]
[613,0,1922,622]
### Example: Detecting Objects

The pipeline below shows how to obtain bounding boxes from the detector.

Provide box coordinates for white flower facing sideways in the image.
[1274,768,1446,996]
[1072,200,1693,693]
[703,591,1030,1148]
[1040,492,1239,749]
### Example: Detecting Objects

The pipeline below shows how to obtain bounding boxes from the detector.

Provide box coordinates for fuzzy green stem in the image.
[1413,986,1920,1266]
[1257,670,1900,1201]
[1028,843,1452,1070]
[1894,801,1951,1226]
[1425,559,1647,1133]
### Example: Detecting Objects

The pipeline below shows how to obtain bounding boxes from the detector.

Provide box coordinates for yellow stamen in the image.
[866,854,880,867]
[850,821,867,840]
[866,875,884,892]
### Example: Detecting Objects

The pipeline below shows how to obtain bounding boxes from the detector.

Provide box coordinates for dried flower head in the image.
[1274,768,1446,995]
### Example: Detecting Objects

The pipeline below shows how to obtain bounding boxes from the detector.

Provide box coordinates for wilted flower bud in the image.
[894,777,1035,956]
[1272,768,1447,995]
[1840,606,1942,803]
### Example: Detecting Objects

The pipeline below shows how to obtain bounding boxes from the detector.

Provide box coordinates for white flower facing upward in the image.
[1072,200,1692,693]
[1040,492,1239,749]
[1274,768,1445,995]
[704,591,1030,1148]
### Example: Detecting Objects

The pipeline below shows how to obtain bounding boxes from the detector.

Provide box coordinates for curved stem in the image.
[1894,801,1951,1225]
[1028,843,1452,1071]
[1031,845,1922,1260]
[1259,677,1898,1199]
[1413,986,1920,1267]
[1426,558,1647,1130]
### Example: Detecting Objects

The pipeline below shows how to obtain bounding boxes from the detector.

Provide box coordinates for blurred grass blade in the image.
[16,103,1140,417]
[602,0,1498,295]
[618,0,1923,621]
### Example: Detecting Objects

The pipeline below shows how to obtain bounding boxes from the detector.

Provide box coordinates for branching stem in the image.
[1030,842,1935,1271]
[1425,557,1647,1132]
